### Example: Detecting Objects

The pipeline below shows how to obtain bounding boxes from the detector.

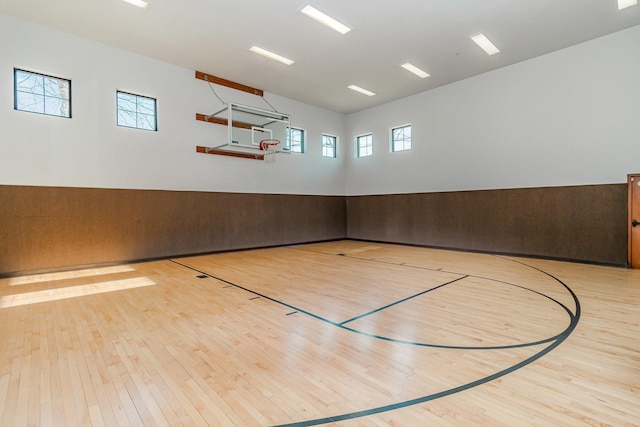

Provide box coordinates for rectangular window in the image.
[391,124,412,152]
[286,127,305,153]
[116,91,157,131]
[357,133,373,157]
[14,69,71,118]
[322,134,337,158]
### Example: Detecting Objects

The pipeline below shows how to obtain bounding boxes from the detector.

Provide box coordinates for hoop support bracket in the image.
[195,71,264,97]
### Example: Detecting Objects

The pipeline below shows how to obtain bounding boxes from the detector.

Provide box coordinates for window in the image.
[14,69,71,118]
[322,134,337,158]
[357,133,373,157]
[116,91,157,131]
[391,124,412,152]
[286,127,305,153]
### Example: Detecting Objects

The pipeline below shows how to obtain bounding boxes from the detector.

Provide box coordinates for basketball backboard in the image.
[206,103,289,149]
[198,102,290,161]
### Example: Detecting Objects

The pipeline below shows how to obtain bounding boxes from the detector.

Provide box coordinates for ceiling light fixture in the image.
[617,0,637,9]
[401,63,430,79]
[470,33,500,55]
[301,5,351,34]
[348,85,376,96]
[121,0,148,9]
[249,46,295,65]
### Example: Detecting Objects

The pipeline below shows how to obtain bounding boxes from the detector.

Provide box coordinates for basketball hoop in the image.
[259,139,280,163]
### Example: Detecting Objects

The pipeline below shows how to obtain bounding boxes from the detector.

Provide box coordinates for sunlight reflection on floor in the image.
[0,276,155,308]
[8,265,136,286]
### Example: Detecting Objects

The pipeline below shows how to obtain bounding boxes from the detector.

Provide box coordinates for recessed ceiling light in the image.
[617,0,637,9]
[121,0,148,9]
[470,33,500,56]
[348,85,376,96]
[401,63,430,79]
[301,5,351,35]
[249,46,295,66]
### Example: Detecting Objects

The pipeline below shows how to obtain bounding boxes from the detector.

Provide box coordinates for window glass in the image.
[357,133,373,157]
[117,91,157,131]
[14,69,71,118]
[392,124,412,152]
[322,134,337,158]
[286,127,305,153]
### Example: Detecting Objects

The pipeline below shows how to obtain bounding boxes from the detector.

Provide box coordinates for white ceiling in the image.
[1,0,639,114]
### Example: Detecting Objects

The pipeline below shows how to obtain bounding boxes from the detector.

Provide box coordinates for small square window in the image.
[391,124,412,152]
[117,91,157,131]
[357,133,373,158]
[286,127,305,153]
[322,134,337,158]
[14,69,71,118]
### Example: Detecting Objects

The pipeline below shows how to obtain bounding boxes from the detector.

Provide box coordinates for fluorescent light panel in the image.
[401,63,430,78]
[348,85,376,96]
[618,0,637,9]
[122,0,148,9]
[470,33,500,55]
[249,46,295,65]
[301,5,351,34]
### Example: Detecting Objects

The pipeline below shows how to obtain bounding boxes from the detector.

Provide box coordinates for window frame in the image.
[14,68,72,118]
[322,134,337,158]
[391,124,412,152]
[116,90,158,131]
[286,127,305,153]
[356,133,373,158]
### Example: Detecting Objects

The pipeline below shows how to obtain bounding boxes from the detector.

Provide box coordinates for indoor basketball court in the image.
[1,1,640,426]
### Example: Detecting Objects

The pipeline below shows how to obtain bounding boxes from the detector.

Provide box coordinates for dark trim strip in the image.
[339,275,468,325]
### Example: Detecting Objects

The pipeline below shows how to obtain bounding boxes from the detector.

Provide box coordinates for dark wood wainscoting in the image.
[0,184,628,275]
[346,184,627,266]
[0,185,346,276]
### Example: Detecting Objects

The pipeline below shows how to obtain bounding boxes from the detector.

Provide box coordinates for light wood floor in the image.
[0,240,638,426]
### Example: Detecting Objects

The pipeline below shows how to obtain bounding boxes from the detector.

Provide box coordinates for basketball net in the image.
[259,139,280,163]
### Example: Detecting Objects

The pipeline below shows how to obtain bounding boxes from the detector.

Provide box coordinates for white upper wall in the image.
[2,14,639,197]
[0,14,346,195]
[346,24,640,195]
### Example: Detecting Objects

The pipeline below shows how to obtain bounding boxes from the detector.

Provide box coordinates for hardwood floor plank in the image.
[0,241,638,426]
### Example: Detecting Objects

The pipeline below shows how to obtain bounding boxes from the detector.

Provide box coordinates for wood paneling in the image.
[195,70,264,96]
[0,183,628,275]
[195,113,254,129]
[196,145,265,160]
[347,184,627,265]
[0,186,346,276]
